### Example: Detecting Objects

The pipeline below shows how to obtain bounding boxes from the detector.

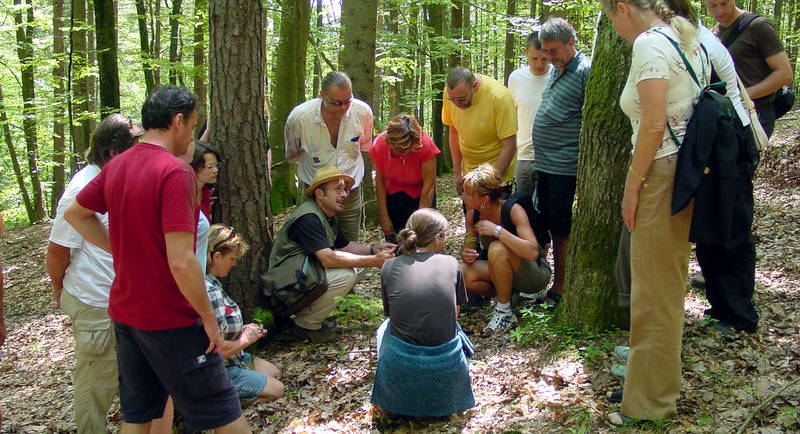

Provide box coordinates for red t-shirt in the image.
[77,142,199,330]
[368,131,440,198]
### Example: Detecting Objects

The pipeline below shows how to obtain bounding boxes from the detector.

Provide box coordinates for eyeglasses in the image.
[446,96,470,102]
[204,162,222,170]
[324,95,353,107]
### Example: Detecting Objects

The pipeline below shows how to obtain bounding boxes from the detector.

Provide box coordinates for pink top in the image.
[77,142,199,331]
[368,131,440,198]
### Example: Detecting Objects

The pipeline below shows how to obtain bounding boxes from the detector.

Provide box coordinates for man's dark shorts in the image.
[534,171,577,238]
[114,321,241,430]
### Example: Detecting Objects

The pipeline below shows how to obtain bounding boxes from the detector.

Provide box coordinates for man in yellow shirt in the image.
[442,67,517,195]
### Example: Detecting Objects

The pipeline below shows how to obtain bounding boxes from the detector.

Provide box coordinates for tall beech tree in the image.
[342,0,378,226]
[51,0,68,215]
[93,0,121,117]
[209,0,271,319]
[267,0,311,213]
[556,14,631,331]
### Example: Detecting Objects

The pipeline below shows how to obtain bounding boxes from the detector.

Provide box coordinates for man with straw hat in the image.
[269,167,395,342]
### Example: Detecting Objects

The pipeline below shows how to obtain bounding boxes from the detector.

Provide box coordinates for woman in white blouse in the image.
[600,0,710,425]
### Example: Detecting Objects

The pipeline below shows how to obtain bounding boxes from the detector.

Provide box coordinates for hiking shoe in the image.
[462,294,490,312]
[484,309,517,332]
[614,345,629,361]
[607,388,623,403]
[608,410,633,426]
[690,273,706,289]
[287,325,337,343]
[611,363,627,379]
[707,320,735,335]
[517,292,539,304]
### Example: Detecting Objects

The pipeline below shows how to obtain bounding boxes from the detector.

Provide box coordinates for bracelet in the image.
[369,243,375,255]
[628,165,647,182]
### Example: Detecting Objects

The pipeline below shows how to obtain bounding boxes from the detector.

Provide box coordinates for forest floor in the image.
[1,117,799,433]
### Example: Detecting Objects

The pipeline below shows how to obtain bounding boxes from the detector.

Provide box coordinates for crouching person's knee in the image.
[261,377,285,402]
[326,267,357,298]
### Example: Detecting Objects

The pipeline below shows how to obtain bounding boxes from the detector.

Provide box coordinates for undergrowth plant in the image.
[332,294,384,327]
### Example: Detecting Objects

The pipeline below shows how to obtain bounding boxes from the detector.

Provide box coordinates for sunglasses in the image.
[324,95,353,107]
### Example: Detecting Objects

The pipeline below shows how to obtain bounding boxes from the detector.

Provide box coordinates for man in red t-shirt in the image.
[65,86,250,433]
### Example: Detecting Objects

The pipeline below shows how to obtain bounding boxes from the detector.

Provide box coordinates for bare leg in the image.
[253,358,285,401]
[149,397,173,434]
[487,241,520,304]
[551,235,569,297]
[122,422,152,434]
[461,261,495,297]
[214,415,251,434]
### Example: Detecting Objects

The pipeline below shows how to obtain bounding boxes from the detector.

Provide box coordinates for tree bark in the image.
[209,0,270,321]
[556,13,631,331]
[342,0,378,228]
[193,0,208,129]
[70,0,92,172]
[312,0,323,98]
[267,0,311,213]
[14,0,46,223]
[504,0,517,86]
[169,0,183,85]
[87,3,97,133]
[93,0,121,117]
[425,3,450,175]
[153,0,162,85]
[52,0,68,215]
[134,0,157,95]
[448,0,463,68]
[774,0,783,31]
[0,84,35,221]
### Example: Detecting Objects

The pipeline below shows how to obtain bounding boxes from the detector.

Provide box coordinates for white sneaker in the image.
[484,309,517,332]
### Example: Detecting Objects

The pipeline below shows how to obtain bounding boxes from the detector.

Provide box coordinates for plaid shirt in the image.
[205,274,246,368]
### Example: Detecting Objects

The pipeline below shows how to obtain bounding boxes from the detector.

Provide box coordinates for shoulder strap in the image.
[651,28,702,88]
[722,13,760,47]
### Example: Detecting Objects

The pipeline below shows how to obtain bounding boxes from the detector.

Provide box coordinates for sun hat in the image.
[304,166,355,198]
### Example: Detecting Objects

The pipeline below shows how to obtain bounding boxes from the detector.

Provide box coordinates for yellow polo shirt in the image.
[442,74,517,183]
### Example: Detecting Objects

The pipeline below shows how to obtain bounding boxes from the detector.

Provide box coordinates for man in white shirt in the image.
[507,31,553,195]
[46,114,154,433]
[284,71,374,242]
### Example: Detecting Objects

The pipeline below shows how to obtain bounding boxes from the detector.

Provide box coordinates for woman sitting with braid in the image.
[371,208,474,417]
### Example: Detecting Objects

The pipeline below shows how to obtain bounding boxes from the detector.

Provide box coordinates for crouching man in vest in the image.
[269,166,396,343]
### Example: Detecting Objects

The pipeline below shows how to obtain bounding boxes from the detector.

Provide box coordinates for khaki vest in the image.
[268,200,338,269]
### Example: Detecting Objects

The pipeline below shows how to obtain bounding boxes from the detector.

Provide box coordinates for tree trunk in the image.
[791,0,800,80]
[134,0,157,95]
[267,1,311,213]
[774,0,783,31]
[530,0,537,17]
[209,0,270,321]
[312,0,323,98]
[448,0,463,68]
[169,0,183,85]
[193,0,208,129]
[425,3,450,175]
[0,84,35,221]
[556,13,631,332]
[70,0,92,172]
[87,3,97,133]
[14,0,46,223]
[462,1,471,68]
[342,0,378,228]
[52,0,68,216]
[504,0,516,86]
[153,0,162,85]
[93,0,121,117]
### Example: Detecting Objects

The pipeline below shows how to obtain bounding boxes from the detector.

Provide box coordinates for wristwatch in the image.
[493,225,502,237]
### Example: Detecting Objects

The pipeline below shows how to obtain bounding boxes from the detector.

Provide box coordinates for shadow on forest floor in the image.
[1,115,799,432]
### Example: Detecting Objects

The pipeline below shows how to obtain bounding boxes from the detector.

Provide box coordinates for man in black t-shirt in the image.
[268,167,395,342]
[707,0,793,137]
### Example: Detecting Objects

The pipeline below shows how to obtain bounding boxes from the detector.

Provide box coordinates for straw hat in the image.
[304,166,355,198]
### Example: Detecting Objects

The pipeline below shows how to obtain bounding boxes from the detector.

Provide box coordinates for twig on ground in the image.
[734,376,800,434]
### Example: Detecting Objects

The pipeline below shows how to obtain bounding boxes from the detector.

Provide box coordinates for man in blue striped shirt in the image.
[531,17,591,309]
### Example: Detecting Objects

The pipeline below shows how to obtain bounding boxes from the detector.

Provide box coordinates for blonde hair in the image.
[462,163,504,201]
[385,114,422,152]
[207,224,249,271]
[599,0,698,52]
[397,208,448,255]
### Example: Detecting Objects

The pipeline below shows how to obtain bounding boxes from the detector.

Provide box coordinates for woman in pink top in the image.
[369,114,441,242]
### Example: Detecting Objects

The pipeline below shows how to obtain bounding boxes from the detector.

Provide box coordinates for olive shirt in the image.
[713,13,784,103]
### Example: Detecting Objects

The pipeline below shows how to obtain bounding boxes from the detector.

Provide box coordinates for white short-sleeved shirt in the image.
[195,212,209,272]
[697,25,749,126]
[284,98,374,188]
[620,27,710,160]
[507,64,553,161]
[49,164,114,308]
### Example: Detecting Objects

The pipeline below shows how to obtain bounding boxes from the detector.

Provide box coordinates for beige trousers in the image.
[622,154,693,419]
[60,290,118,433]
[293,267,357,330]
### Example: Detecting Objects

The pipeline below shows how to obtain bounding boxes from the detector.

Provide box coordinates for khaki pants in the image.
[60,290,118,433]
[337,186,362,242]
[622,154,693,419]
[294,268,357,330]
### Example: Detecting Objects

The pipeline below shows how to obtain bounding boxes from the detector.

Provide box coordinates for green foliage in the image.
[251,306,275,330]
[331,294,383,327]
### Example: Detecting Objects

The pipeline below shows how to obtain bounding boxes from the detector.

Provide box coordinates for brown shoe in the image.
[288,324,337,343]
